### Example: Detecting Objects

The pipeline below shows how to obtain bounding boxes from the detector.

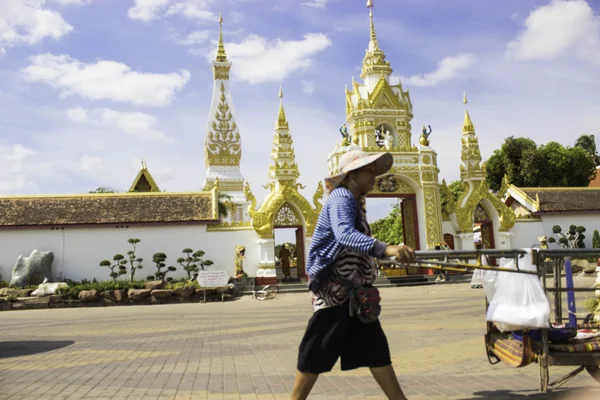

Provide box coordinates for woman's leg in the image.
[291,371,319,400]
[370,365,407,400]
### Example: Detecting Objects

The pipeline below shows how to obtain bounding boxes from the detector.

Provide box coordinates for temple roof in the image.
[520,187,600,213]
[129,160,160,192]
[0,192,217,228]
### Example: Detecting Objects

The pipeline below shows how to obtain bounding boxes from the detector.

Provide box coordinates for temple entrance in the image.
[366,193,423,277]
[473,203,495,250]
[273,203,305,283]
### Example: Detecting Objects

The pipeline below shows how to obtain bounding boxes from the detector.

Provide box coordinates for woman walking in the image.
[291,150,415,400]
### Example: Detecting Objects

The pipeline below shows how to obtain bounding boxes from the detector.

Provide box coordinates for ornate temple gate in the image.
[273,203,306,279]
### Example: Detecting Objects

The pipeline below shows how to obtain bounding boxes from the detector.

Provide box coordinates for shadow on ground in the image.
[0,340,75,359]
[462,386,600,399]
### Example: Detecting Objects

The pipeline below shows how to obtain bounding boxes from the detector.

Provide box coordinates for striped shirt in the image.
[306,186,387,311]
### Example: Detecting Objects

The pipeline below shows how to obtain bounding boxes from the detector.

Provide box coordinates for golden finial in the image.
[216,12,227,63]
[367,0,378,47]
[276,85,288,130]
[463,91,468,104]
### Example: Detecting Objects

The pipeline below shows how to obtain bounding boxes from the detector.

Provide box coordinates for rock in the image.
[31,282,68,296]
[128,289,151,301]
[151,289,173,299]
[114,289,127,302]
[102,291,116,301]
[174,286,195,298]
[10,249,54,288]
[0,288,32,297]
[144,280,164,290]
[78,290,99,302]
[49,295,64,304]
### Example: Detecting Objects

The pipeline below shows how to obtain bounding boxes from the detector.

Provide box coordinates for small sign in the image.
[198,269,229,287]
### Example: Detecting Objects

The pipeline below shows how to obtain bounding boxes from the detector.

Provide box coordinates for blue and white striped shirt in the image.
[306,186,388,280]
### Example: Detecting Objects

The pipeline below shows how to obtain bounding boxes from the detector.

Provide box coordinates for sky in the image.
[1,0,600,224]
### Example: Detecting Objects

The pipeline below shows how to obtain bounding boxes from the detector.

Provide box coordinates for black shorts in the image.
[296,301,392,374]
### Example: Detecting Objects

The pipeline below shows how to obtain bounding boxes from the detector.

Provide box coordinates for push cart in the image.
[381,248,600,393]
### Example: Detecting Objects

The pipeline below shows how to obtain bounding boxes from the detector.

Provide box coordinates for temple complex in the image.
[0,1,599,284]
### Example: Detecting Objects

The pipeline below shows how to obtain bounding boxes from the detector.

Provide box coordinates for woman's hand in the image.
[383,245,415,264]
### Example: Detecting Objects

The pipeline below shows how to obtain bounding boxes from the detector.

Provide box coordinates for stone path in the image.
[1,283,600,399]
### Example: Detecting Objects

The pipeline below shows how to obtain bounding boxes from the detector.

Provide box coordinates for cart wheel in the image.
[585,365,600,383]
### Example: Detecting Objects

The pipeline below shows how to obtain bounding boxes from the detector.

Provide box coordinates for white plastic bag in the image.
[486,250,550,330]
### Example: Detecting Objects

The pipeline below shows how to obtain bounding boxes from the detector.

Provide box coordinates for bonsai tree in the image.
[593,229,600,249]
[152,253,176,282]
[547,224,586,249]
[99,254,127,283]
[125,238,143,282]
[177,248,214,280]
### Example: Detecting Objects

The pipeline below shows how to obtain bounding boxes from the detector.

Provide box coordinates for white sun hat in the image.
[324,150,393,191]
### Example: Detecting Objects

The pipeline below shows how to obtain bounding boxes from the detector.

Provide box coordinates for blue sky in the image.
[1,0,599,223]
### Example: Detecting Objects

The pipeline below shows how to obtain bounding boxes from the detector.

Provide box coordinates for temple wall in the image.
[0,225,260,283]
[538,213,600,248]
[509,221,545,249]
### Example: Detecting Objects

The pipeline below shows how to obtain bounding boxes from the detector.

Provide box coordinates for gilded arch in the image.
[244,181,324,239]
[455,180,515,233]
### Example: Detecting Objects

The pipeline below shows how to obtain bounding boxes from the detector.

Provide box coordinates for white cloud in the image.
[128,0,214,22]
[179,30,210,45]
[301,0,330,8]
[209,33,332,84]
[80,155,104,171]
[506,0,600,65]
[0,144,37,192]
[67,107,175,142]
[0,0,73,52]
[51,0,92,5]
[401,53,475,87]
[66,106,88,122]
[22,54,191,107]
[301,80,315,94]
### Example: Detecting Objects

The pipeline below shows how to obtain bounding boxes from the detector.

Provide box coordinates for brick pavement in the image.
[1,283,600,399]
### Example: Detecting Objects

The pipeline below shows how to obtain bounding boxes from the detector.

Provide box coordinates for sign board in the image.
[198,269,229,287]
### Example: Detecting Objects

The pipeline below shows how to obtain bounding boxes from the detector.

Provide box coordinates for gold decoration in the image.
[422,155,431,165]
[455,180,516,233]
[245,181,323,238]
[207,220,253,232]
[422,171,435,182]
[368,76,407,110]
[373,175,415,194]
[213,65,230,80]
[129,160,160,192]
[216,13,227,63]
[205,82,241,167]
[274,203,301,227]
[423,185,443,246]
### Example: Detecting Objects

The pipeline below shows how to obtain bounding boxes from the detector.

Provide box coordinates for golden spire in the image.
[367,0,378,51]
[276,85,289,130]
[462,92,474,133]
[361,0,392,79]
[216,13,227,63]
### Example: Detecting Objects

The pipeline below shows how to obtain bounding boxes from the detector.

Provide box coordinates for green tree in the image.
[177,249,214,279]
[89,186,121,193]
[592,229,600,249]
[125,238,143,282]
[575,134,600,166]
[370,203,403,245]
[218,193,232,220]
[448,180,466,201]
[150,253,176,282]
[547,224,586,249]
[99,255,127,283]
[486,136,597,191]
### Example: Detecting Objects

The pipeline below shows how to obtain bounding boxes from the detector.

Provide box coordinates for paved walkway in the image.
[1,284,599,399]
